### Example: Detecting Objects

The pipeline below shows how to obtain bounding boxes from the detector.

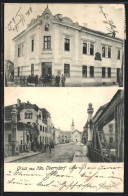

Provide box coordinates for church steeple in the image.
[71,119,75,132]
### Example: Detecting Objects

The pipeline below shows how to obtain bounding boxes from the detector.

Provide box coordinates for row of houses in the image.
[9,5,123,86]
[5,99,77,157]
[82,90,124,162]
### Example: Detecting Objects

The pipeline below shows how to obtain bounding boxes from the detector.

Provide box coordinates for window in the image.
[45,127,47,132]
[18,43,24,57]
[44,36,51,49]
[82,65,87,78]
[43,126,44,132]
[31,64,34,76]
[117,49,120,59]
[102,67,106,78]
[109,124,113,133]
[18,67,20,77]
[64,64,70,77]
[90,44,94,55]
[109,137,113,144]
[90,66,94,78]
[18,46,21,57]
[83,43,87,54]
[108,67,111,78]
[102,46,105,57]
[25,111,32,119]
[64,38,70,51]
[8,134,11,142]
[31,39,34,52]
[40,125,42,131]
[108,47,111,58]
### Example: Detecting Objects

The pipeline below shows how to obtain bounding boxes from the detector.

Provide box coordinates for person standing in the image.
[61,74,66,87]
[55,74,60,87]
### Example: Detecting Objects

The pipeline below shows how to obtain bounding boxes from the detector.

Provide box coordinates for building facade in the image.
[13,6,123,86]
[4,99,53,156]
[72,129,82,142]
[82,90,124,162]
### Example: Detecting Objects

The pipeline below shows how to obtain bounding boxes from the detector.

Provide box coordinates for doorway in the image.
[42,62,52,76]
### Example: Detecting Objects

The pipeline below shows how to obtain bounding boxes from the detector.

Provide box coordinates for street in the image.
[12,142,75,163]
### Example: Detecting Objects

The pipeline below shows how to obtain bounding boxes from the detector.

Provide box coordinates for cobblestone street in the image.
[12,142,75,163]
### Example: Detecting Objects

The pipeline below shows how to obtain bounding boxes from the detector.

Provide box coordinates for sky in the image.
[4,87,119,132]
[4,3,125,60]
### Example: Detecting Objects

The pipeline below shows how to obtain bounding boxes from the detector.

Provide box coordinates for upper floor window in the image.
[108,47,111,58]
[102,46,105,57]
[31,39,34,52]
[82,65,87,78]
[117,49,120,59]
[44,36,51,49]
[108,67,111,78]
[8,134,11,142]
[18,43,24,57]
[64,64,70,77]
[83,43,87,54]
[40,125,42,131]
[90,44,94,55]
[90,66,94,78]
[64,38,70,51]
[25,111,33,119]
[102,67,106,78]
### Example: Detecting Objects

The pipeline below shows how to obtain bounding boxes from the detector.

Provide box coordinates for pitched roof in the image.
[4,122,38,133]
[72,129,82,134]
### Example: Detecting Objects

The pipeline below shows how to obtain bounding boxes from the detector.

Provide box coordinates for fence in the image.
[88,145,112,162]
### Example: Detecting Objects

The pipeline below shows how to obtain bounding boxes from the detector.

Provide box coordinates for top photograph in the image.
[4,3,125,87]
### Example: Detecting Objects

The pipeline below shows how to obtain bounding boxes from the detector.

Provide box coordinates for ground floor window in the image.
[64,64,70,77]
[18,67,20,77]
[82,65,87,78]
[90,66,94,78]
[102,67,106,78]
[108,67,111,78]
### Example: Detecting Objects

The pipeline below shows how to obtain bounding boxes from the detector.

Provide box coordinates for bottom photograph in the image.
[4,88,124,163]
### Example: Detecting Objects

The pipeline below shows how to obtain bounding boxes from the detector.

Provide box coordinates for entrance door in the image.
[117,68,120,83]
[42,62,52,76]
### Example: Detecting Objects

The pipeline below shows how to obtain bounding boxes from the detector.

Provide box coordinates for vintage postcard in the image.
[4,3,125,193]
[4,3,125,87]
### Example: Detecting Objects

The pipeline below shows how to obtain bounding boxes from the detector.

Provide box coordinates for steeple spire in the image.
[72,119,74,126]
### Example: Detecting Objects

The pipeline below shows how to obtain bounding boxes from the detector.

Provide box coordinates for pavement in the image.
[5,142,90,163]
[72,142,90,162]
[4,151,41,163]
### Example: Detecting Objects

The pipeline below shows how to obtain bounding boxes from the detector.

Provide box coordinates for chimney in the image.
[17,99,21,107]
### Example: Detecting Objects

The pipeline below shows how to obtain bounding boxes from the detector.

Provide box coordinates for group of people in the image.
[27,75,38,86]
[39,74,52,87]
[26,73,66,87]
[31,140,54,154]
[55,74,66,87]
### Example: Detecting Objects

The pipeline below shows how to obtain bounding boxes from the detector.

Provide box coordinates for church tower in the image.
[71,119,75,132]
[87,103,94,144]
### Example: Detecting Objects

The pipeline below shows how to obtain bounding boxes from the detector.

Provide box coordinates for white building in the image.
[13,5,123,86]
[72,129,82,142]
